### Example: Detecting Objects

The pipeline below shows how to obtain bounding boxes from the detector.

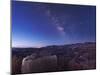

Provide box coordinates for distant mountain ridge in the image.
[12,42,96,49]
[12,42,96,57]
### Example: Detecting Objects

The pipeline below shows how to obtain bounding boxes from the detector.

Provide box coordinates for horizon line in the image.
[12,41,96,48]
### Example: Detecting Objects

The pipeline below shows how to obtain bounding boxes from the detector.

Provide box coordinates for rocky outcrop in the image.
[21,54,57,73]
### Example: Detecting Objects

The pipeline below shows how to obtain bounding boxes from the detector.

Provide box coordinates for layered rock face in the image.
[21,54,57,73]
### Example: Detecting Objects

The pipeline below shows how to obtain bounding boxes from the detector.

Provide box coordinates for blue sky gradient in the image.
[12,1,96,48]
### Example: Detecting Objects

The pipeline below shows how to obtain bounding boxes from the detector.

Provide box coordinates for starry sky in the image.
[12,1,96,48]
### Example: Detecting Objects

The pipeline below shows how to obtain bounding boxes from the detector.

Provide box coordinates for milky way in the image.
[12,1,96,47]
[34,4,66,37]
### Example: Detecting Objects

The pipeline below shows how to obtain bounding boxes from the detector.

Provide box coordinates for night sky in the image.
[12,1,96,48]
